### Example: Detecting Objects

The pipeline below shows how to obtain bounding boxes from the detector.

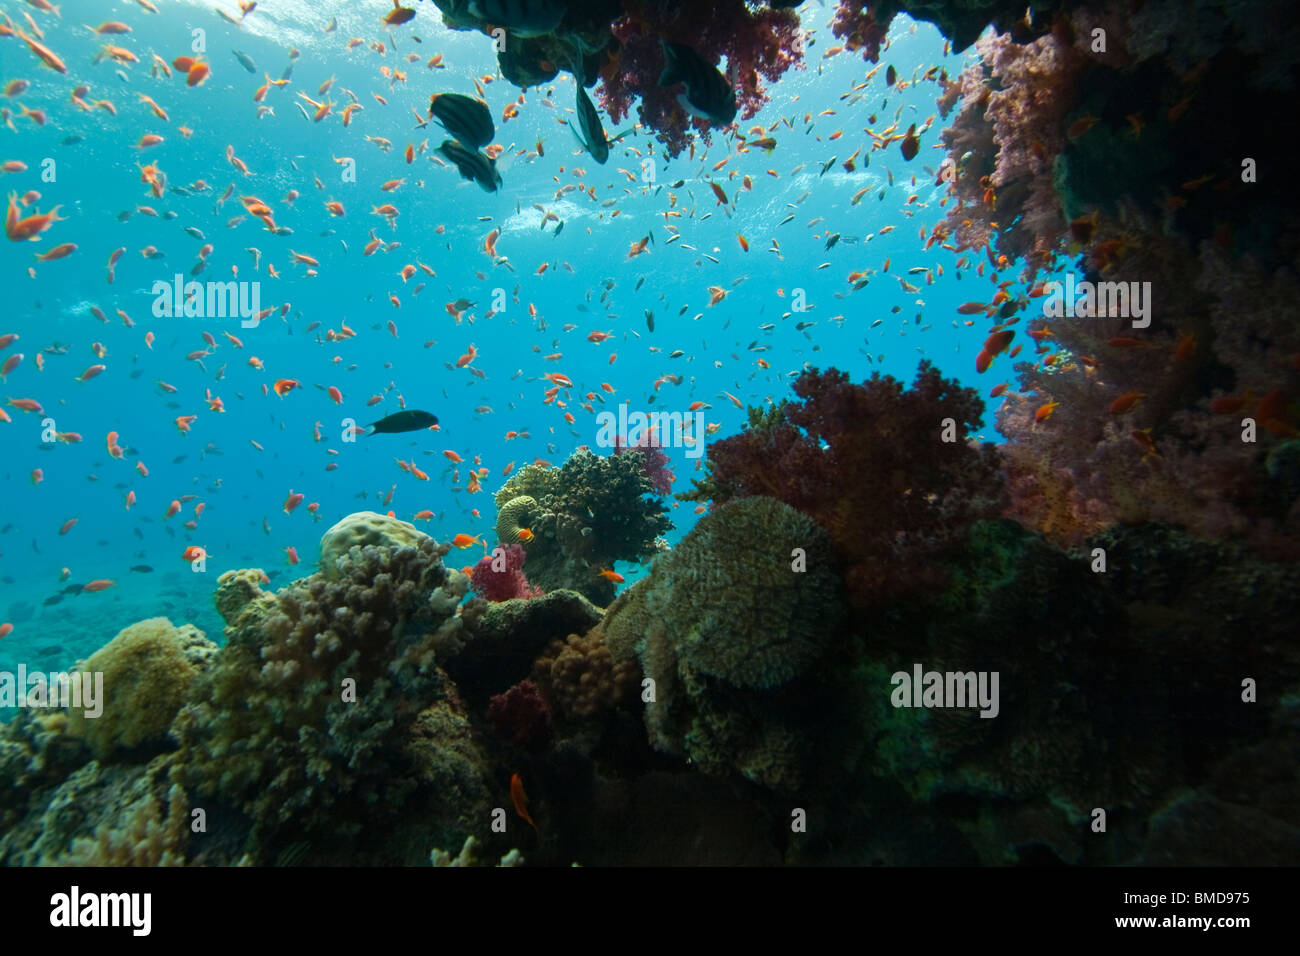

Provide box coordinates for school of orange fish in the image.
[0,2,1111,613]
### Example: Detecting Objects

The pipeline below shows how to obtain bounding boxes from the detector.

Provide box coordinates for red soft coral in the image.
[469,543,543,602]
[487,679,551,750]
[600,1,803,158]
[684,362,1006,607]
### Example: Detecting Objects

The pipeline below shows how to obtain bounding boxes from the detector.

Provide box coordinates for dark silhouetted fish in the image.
[428,93,494,148]
[659,40,737,126]
[364,409,439,436]
[435,139,502,192]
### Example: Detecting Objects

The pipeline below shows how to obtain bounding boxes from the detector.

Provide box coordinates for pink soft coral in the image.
[600,0,803,158]
[469,543,543,602]
[613,432,675,496]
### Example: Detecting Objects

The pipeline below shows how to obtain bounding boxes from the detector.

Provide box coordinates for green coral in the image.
[651,496,838,689]
[494,464,559,509]
[489,449,672,605]
[598,496,842,791]
[65,618,215,761]
[496,495,540,545]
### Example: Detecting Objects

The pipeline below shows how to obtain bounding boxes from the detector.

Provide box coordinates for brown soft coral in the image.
[532,630,639,720]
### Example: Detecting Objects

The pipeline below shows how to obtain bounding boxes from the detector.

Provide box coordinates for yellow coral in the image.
[496,495,541,546]
[65,618,203,760]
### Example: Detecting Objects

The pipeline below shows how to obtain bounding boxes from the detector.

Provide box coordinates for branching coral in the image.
[170,526,472,850]
[531,628,640,720]
[681,363,1005,608]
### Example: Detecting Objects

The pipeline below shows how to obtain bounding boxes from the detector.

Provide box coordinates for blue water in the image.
[0,0,1019,677]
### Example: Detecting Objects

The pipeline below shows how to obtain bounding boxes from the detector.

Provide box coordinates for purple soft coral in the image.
[613,432,675,496]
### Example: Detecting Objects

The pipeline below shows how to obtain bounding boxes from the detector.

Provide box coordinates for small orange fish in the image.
[1034,401,1060,423]
[450,533,481,549]
[510,772,538,833]
[598,568,624,583]
[181,545,206,563]
[1108,391,1145,415]
[273,378,300,397]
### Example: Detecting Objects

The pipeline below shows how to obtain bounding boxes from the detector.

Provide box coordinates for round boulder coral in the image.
[648,496,839,689]
[65,618,214,760]
[319,511,431,581]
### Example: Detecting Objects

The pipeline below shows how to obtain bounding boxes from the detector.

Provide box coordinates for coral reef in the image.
[492,449,671,604]
[470,543,543,602]
[169,529,472,850]
[599,497,842,791]
[681,362,1005,608]
[64,618,216,761]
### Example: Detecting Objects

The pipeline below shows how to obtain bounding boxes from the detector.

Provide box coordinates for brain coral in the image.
[319,511,431,580]
[65,617,216,760]
[649,496,839,689]
[496,495,540,546]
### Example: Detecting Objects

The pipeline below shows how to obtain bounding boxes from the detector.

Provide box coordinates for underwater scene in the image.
[0,0,1297,869]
